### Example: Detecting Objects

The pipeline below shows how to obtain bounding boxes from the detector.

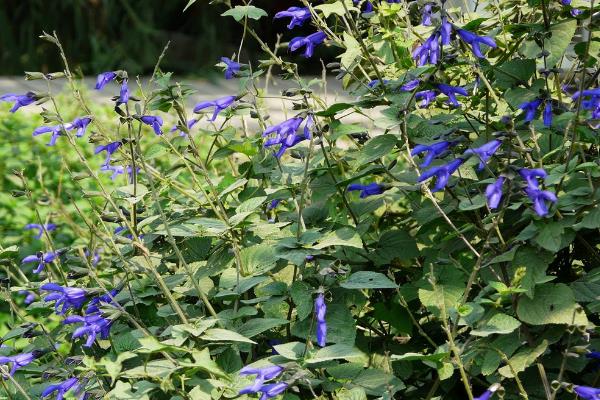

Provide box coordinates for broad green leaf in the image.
[371,230,419,265]
[290,281,314,320]
[340,271,398,289]
[240,244,278,275]
[236,318,289,338]
[340,31,361,69]
[498,341,548,378]
[494,59,536,89]
[314,1,358,17]
[313,227,363,249]
[356,134,397,165]
[516,284,588,326]
[273,341,307,360]
[202,328,256,344]
[307,344,367,364]
[471,313,521,337]
[221,6,267,21]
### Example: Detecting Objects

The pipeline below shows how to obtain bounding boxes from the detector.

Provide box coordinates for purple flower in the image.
[170,118,199,137]
[84,248,102,267]
[85,288,120,315]
[543,102,553,127]
[412,32,440,66]
[268,199,282,210]
[574,386,600,400]
[571,8,583,15]
[347,182,386,198]
[354,0,374,12]
[193,95,236,121]
[441,17,453,45]
[274,7,311,29]
[71,117,92,138]
[417,158,465,192]
[368,79,390,88]
[63,314,113,347]
[524,187,557,217]
[415,90,439,107]
[95,71,117,90]
[0,353,35,376]
[518,168,547,189]
[400,79,421,91]
[221,57,242,79]
[40,283,87,315]
[24,223,57,239]
[21,251,59,274]
[464,140,502,170]
[422,3,434,26]
[518,98,542,122]
[42,377,81,400]
[262,117,307,158]
[117,80,129,105]
[140,115,163,135]
[587,351,600,360]
[101,165,137,182]
[18,290,36,305]
[456,28,497,58]
[259,382,288,400]
[437,83,469,107]
[0,92,37,113]
[289,31,327,58]
[238,365,284,394]
[411,141,456,168]
[32,125,63,146]
[486,177,504,210]
[94,141,122,166]
[474,384,500,400]
[315,293,327,347]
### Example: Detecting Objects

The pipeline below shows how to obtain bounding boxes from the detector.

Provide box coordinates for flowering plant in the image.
[1,0,600,399]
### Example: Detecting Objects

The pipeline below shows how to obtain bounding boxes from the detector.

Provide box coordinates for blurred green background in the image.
[0,0,310,77]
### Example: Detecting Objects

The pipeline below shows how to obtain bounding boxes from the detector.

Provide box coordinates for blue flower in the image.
[400,78,421,91]
[474,383,500,400]
[262,117,308,158]
[571,8,583,15]
[441,17,453,45]
[543,102,553,127]
[101,165,138,182]
[0,92,37,113]
[415,90,438,107]
[22,251,59,274]
[417,158,465,192]
[437,83,469,107]
[140,115,163,135]
[32,125,63,146]
[95,141,122,166]
[347,182,386,198]
[411,141,456,168]
[40,283,87,315]
[456,28,497,58]
[32,116,91,146]
[0,353,35,376]
[274,7,311,29]
[315,293,327,347]
[95,71,117,90]
[518,168,547,189]
[84,248,102,267]
[170,118,199,137]
[71,117,92,137]
[587,351,600,360]
[85,288,120,315]
[518,98,542,122]
[220,57,242,79]
[574,385,600,400]
[289,31,327,58]
[412,32,440,66]
[486,177,504,210]
[267,199,282,210]
[42,377,82,400]
[63,314,113,347]
[117,80,129,104]
[24,223,57,239]
[524,187,557,217]
[422,3,434,26]
[258,382,288,400]
[367,79,390,88]
[18,290,36,305]
[238,365,284,395]
[464,139,502,170]
[193,95,236,121]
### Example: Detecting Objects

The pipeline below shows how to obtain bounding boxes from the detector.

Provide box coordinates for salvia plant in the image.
[1,0,600,399]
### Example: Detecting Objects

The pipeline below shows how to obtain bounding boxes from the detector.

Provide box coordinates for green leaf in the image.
[494,59,536,89]
[534,222,564,252]
[290,281,313,320]
[240,244,278,275]
[236,318,289,338]
[221,6,268,21]
[371,230,418,265]
[471,313,521,337]
[498,341,548,378]
[356,135,397,165]
[315,1,358,17]
[340,271,397,289]
[307,344,367,364]
[316,103,354,117]
[313,227,363,249]
[202,328,256,344]
[340,31,362,70]
[512,246,554,297]
[330,121,366,141]
[273,342,307,360]
[516,284,588,326]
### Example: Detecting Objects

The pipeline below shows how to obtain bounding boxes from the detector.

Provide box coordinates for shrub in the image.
[1,0,600,399]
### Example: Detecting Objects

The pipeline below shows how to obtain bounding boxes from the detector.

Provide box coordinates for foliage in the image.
[1,0,600,399]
